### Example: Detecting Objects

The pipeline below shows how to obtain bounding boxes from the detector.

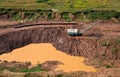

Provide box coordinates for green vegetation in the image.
[36,0,49,3]
[0,66,16,72]
[62,12,72,22]
[24,73,42,77]
[56,74,63,77]
[87,10,119,20]
[111,48,118,55]
[0,0,119,22]
[115,39,120,45]
[106,64,112,68]
[12,14,22,21]
[21,64,45,72]
[0,8,119,22]
[0,64,46,73]
[0,0,119,12]
[101,40,109,46]
[111,39,120,56]
[108,75,112,77]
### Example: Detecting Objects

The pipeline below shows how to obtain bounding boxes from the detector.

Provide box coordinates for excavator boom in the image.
[79,22,100,34]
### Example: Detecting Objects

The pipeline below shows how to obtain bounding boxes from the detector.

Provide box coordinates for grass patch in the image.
[0,64,46,73]
[20,64,46,72]
[0,0,120,12]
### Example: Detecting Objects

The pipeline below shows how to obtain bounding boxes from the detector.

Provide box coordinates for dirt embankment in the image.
[0,23,120,62]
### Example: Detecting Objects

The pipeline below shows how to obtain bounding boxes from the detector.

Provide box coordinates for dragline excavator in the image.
[67,22,100,36]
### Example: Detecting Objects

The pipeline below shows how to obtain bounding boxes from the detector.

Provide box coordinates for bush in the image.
[87,10,120,20]
[57,74,63,77]
[106,65,112,68]
[21,64,45,72]
[115,39,120,45]
[88,11,110,20]
[24,73,42,77]
[101,41,109,46]
[62,12,72,22]
[12,14,22,21]
[111,48,118,55]
[75,13,85,20]
[36,0,48,3]
[74,10,120,21]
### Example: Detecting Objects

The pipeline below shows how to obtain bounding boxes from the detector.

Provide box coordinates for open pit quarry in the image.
[0,22,120,76]
[0,23,120,58]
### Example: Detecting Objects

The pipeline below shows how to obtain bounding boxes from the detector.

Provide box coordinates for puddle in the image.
[0,43,96,72]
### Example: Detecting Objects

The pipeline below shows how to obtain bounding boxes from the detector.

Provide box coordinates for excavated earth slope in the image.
[0,23,120,61]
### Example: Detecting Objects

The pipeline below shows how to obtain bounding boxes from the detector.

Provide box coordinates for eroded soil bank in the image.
[0,23,120,58]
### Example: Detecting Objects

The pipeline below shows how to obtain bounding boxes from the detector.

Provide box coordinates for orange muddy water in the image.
[0,43,96,72]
